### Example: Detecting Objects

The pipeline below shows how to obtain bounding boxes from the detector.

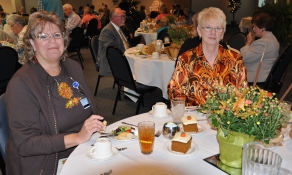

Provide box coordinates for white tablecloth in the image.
[239,17,252,33]
[135,30,157,45]
[125,47,175,99]
[60,111,292,175]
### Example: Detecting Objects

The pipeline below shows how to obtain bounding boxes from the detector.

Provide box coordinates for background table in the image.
[239,17,252,33]
[135,30,157,45]
[125,47,175,99]
[60,111,292,175]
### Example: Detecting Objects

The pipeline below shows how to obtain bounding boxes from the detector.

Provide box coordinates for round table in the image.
[125,47,175,99]
[60,111,292,175]
[135,30,157,45]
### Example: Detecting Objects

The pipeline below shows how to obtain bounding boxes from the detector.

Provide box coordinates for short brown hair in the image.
[23,11,69,63]
[252,13,273,31]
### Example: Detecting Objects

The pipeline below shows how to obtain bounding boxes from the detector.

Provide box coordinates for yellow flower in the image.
[257,122,260,125]
[227,121,230,125]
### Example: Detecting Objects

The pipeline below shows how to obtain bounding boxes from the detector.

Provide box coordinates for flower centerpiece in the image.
[167,25,190,47]
[201,85,289,168]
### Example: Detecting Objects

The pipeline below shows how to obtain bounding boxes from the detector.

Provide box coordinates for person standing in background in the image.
[183,8,195,25]
[63,4,81,33]
[119,0,131,16]
[138,5,146,20]
[37,0,65,21]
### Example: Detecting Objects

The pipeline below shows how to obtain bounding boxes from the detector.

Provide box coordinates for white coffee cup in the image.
[137,43,144,51]
[152,102,167,117]
[90,138,113,159]
[152,52,159,59]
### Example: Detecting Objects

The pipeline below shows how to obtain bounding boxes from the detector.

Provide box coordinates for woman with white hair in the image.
[0,14,27,62]
[168,7,247,106]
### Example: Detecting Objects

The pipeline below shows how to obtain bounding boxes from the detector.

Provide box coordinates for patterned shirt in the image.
[168,43,248,106]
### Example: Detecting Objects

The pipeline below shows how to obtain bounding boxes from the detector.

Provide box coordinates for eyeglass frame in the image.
[34,32,65,41]
[201,26,225,33]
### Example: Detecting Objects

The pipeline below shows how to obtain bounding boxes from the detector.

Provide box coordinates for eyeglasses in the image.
[114,15,126,19]
[201,26,224,33]
[35,32,65,41]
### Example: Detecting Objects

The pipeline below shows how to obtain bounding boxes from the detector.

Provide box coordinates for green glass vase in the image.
[217,127,255,168]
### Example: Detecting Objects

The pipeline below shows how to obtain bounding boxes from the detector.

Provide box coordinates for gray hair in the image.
[109,8,122,19]
[6,14,25,26]
[63,4,73,10]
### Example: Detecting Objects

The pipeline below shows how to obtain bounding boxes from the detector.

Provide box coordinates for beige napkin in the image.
[165,46,180,59]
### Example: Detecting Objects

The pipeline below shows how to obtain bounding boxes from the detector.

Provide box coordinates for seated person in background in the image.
[5,11,105,175]
[139,5,146,20]
[90,5,99,16]
[82,6,102,30]
[240,13,279,85]
[168,7,247,106]
[77,6,84,17]
[173,4,184,17]
[0,14,27,63]
[183,8,195,25]
[30,7,37,14]
[97,8,131,76]
[63,3,82,33]
[156,16,170,39]
[156,4,168,22]
[17,6,25,15]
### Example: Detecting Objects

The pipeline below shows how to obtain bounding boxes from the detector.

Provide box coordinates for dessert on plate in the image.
[182,115,198,132]
[171,132,192,154]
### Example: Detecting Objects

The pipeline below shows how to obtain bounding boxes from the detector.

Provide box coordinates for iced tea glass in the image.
[138,121,155,154]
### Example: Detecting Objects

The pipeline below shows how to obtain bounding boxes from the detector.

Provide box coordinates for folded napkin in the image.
[145,44,156,55]
[164,46,180,59]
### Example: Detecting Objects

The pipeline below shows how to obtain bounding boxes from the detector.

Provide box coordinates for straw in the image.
[253,45,266,87]
[279,83,292,102]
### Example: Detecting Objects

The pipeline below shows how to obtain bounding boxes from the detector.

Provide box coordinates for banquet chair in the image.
[227,32,247,51]
[106,46,157,115]
[84,18,99,47]
[0,46,19,95]
[263,45,292,93]
[0,93,8,175]
[157,28,171,45]
[67,27,84,69]
[89,35,116,96]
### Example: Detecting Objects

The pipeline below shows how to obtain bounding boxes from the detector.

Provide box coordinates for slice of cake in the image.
[171,132,192,154]
[182,115,198,132]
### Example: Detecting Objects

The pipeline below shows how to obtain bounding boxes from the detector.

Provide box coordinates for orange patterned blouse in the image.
[168,43,248,106]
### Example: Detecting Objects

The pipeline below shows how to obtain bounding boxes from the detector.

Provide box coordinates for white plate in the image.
[85,147,118,161]
[163,141,199,156]
[149,109,172,118]
[107,126,138,142]
[183,124,206,136]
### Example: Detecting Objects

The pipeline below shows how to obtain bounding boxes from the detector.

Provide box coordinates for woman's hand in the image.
[245,32,255,46]
[64,115,105,148]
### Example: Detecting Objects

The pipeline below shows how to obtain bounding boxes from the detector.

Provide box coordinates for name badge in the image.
[80,97,90,109]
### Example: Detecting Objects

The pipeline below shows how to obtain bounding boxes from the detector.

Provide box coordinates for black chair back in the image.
[67,27,84,69]
[263,45,292,93]
[0,47,19,95]
[131,11,142,28]
[86,18,99,38]
[125,16,137,35]
[106,46,136,91]
[100,16,106,30]
[89,35,99,64]
[157,28,171,44]
[227,32,247,51]
[0,93,8,174]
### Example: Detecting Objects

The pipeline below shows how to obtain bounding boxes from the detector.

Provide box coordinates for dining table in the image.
[60,110,292,175]
[124,47,175,99]
[134,30,157,45]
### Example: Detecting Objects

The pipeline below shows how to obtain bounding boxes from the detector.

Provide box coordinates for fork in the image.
[155,130,162,137]
[115,147,127,151]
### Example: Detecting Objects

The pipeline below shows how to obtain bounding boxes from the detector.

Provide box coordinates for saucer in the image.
[149,109,172,118]
[163,141,199,156]
[183,124,206,136]
[86,146,118,161]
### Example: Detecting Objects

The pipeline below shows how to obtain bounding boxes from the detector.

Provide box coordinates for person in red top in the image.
[81,6,102,30]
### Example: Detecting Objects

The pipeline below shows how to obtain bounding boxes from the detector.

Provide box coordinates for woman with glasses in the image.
[168,7,247,106]
[0,14,27,62]
[5,11,105,175]
[240,13,279,86]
